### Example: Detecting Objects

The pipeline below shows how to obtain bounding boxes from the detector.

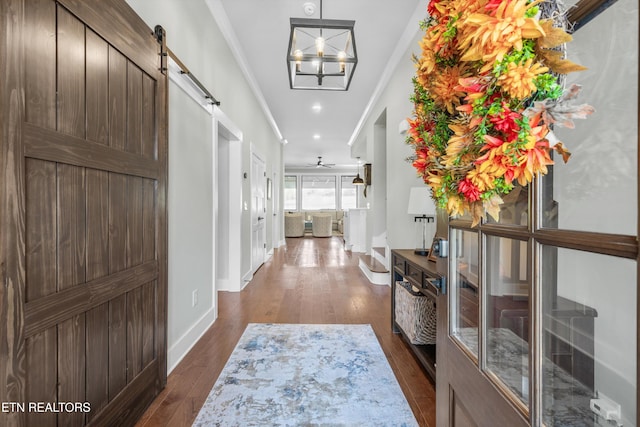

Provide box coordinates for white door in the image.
[272,171,280,247]
[251,152,266,272]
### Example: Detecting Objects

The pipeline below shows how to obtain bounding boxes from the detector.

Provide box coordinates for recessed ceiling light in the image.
[313,134,320,140]
[312,103,322,112]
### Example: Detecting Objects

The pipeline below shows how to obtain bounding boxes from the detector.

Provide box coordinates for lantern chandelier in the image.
[286,0,358,90]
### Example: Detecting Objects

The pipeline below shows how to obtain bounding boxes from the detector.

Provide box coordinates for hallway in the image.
[136,236,436,426]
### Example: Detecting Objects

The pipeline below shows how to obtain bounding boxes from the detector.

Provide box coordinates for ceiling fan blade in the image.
[305,157,334,168]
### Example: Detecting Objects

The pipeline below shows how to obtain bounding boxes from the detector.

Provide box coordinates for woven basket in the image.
[395,281,437,345]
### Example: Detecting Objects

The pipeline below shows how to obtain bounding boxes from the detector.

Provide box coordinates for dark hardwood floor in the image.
[135,236,436,427]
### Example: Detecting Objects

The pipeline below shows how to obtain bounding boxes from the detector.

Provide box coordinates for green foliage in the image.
[492,40,536,77]
[533,73,563,100]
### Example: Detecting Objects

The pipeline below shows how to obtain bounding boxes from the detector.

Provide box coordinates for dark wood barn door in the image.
[1,0,168,426]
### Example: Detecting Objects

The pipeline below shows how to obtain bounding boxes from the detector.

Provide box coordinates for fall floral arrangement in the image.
[406,0,594,225]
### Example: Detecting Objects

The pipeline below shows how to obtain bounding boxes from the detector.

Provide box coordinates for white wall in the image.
[372,117,388,245]
[350,29,437,250]
[165,84,215,365]
[127,0,283,371]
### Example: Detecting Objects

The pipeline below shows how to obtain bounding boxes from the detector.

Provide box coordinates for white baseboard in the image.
[217,278,231,291]
[242,269,253,283]
[358,258,390,286]
[217,277,246,292]
[167,306,217,374]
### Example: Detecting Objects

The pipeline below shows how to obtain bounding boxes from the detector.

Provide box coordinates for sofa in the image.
[311,214,333,237]
[284,212,305,237]
[302,210,344,233]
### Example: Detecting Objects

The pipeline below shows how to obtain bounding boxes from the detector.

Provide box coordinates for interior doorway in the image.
[371,109,388,252]
[215,108,243,293]
[251,151,267,273]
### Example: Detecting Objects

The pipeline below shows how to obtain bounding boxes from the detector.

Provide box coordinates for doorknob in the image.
[258,216,264,221]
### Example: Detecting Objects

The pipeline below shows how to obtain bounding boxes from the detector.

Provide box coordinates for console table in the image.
[391,249,441,382]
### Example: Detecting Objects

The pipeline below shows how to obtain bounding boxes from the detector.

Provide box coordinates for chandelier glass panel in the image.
[287,16,357,90]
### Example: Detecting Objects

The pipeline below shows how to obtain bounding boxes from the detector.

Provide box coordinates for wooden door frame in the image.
[213,106,244,292]
[215,117,244,291]
[0,1,168,425]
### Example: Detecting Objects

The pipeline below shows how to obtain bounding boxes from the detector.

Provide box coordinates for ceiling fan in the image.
[308,156,335,168]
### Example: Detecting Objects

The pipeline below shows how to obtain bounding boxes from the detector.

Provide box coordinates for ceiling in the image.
[205,0,424,170]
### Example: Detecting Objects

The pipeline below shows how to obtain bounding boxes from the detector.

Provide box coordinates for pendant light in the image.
[352,157,364,185]
[287,0,358,90]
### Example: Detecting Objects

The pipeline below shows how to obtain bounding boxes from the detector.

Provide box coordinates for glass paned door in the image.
[451,228,480,358]
[541,0,638,235]
[540,246,637,427]
[485,235,530,409]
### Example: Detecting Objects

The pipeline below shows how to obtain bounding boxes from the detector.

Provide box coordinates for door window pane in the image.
[541,246,636,427]
[451,229,480,358]
[541,0,638,235]
[487,186,528,226]
[485,235,530,408]
[341,176,357,209]
[301,175,336,210]
[284,175,297,211]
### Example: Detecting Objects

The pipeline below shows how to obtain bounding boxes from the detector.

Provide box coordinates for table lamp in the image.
[407,187,436,256]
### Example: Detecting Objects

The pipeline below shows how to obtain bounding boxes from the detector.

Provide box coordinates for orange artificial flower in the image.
[497,59,549,100]
[407,118,425,145]
[412,147,431,175]
[443,117,480,167]
[513,138,554,185]
[475,135,516,182]
[466,169,496,192]
[416,35,438,82]
[457,0,546,70]
[430,64,471,114]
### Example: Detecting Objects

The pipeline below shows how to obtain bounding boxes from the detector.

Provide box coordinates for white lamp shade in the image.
[407,187,436,216]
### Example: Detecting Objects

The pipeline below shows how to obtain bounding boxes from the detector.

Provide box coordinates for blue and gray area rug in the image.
[192,323,418,426]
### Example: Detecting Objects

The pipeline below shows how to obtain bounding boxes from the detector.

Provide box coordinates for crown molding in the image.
[204,0,283,141]
[347,1,424,146]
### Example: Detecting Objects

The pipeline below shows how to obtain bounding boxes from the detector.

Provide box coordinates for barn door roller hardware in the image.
[154,25,220,106]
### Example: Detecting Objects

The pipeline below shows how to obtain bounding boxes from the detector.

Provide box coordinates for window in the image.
[450,229,479,358]
[301,175,336,210]
[284,175,297,210]
[540,246,635,427]
[340,176,358,209]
